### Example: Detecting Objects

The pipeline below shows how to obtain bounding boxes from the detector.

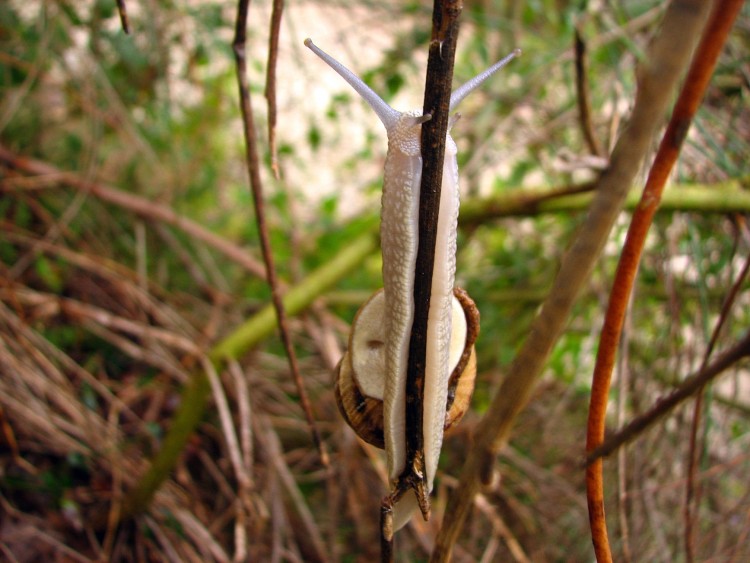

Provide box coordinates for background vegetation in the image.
[1,0,749,561]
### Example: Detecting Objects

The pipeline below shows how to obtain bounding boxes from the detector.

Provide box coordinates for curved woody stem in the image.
[585,1,743,560]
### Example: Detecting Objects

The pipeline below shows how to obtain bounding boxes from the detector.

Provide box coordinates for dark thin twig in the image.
[404,0,462,501]
[586,329,750,465]
[574,28,602,156]
[381,0,463,558]
[265,0,284,180]
[232,0,328,467]
[115,0,130,34]
[380,498,394,563]
[685,240,750,560]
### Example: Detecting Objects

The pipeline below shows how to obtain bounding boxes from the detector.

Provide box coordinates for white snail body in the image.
[305,38,518,528]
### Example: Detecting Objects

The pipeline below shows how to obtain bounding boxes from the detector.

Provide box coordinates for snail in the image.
[305,38,518,529]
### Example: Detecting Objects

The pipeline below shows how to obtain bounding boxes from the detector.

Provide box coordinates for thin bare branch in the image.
[232,0,327,467]
[574,28,603,156]
[380,0,463,557]
[265,0,284,179]
[115,0,130,34]
[399,0,463,523]
[587,329,750,465]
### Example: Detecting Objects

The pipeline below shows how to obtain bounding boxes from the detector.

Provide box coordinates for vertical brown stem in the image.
[382,0,463,536]
[233,0,328,467]
[265,0,284,179]
[380,497,395,563]
[116,0,130,34]
[382,2,463,558]
[401,0,463,514]
[574,28,602,156]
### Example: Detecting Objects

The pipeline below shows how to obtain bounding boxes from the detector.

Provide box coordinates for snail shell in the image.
[335,287,479,449]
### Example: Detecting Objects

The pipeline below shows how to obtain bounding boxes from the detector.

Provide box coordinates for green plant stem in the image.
[459,181,750,225]
[212,232,377,361]
[315,183,750,235]
[121,231,377,520]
